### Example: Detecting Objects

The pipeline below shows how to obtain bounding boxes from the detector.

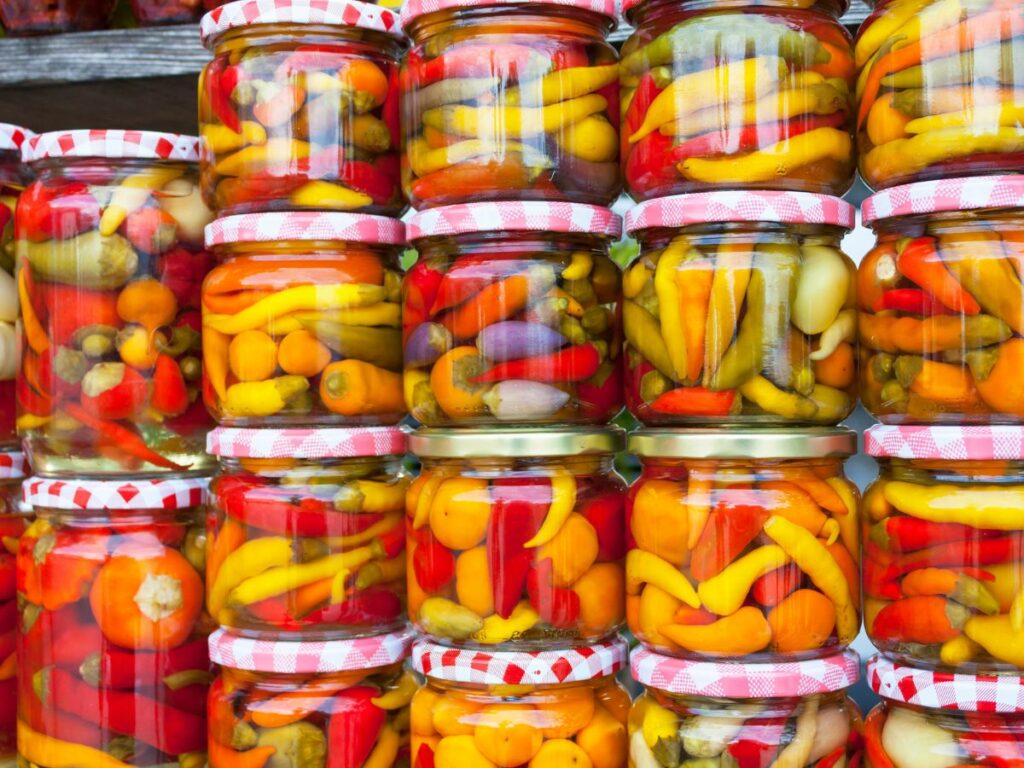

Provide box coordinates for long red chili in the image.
[78,637,209,689]
[472,344,600,384]
[870,517,999,552]
[962,712,1024,762]
[429,255,535,315]
[415,43,540,86]
[63,403,189,472]
[649,387,737,416]
[895,536,1021,577]
[668,112,847,164]
[875,288,953,316]
[219,484,381,537]
[864,709,896,768]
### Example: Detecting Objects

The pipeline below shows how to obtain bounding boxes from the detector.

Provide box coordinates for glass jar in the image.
[0,125,33,450]
[628,429,860,661]
[207,426,409,640]
[630,647,862,768]
[624,193,857,426]
[208,628,414,768]
[0,0,113,34]
[856,0,1024,190]
[203,213,406,427]
[198,0,405,217]
[408,428,626,649]
[411,637,630,768]
[405,203,623,427]
[400,0,620,209]
[131,0,201,25]
[17,477,211,768]
[860,177,1024,423]
[0,453,27,763]
[865,655,1024,768]
[17,130,215,477]
[864,424,1024,673]
[620,0,855,200]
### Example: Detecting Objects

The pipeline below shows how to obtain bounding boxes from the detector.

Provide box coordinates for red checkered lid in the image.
[23,477,208,511]
[625,191,856,235]
[22,130,200,164]
[411,637,627,685]
[865,425,1024,460]
[208,427,408,458]
[631,648,860,698]
[209,627,413,673]
[401,0,614,27]
[0,452,26,481]
[0,124,34,154]
[868,655,1024,713]
[206,212,405,247]
[200,0,401,45]
[407,202,622,241]
[863,176,1024,225]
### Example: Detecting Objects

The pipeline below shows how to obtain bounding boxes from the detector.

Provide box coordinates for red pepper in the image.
[78,636,209,689]
[473,344,600,384]
[691,498,767,581]
[17,528,109,611]
[752,563,802,607]
[381,65,400,147]
[312,152,396,206]
[164,683,210,716]
[218,480,380,537]
[580,490,625,561]
[41,283,121,348]
[20,666,103,750]
[429,255,532,316]
[894,535,1021,578]
[550,45,589,71]
[649,387,737,416]
[624,131,677,197]
[79,362,149,422]
[816,745,847,768]
[625,71,664,138]
[16,181,101,243]
[872,595,969,643]
[157,247,213,311]
[411,158,531,204]
[489,477,549,619]
[0,554,13,602]
[303,589,402,627]
[413,532,455,593]
[527,558,580,628]
[151,354,189,418]
[415,43,543,86]
[669,112,847,163]
[863,557,903,601]
[416,743,436,768]
[63,403,190,472]
[327,686,387,768]
[17,375,54,418]
[864,709,895,768]
[576,359,623,423]
[962,712,1024,763]
[403,258,445,339]
[869,517,998,552]
[875,288,953,316]
[215,173,310,210]
[727,715,791,768]
[204,57,242,133]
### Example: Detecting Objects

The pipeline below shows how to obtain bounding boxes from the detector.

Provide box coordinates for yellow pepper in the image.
[686,473,714,550]
[557,115,619,163]
[208,536,293,616]
[940,634,980,666]
[624,300,677,381]
[335,478,408,514]
[326,512,402,549]
[810,309,856,361]
[703,244,752,385]
[623,260,653,299]
[372,670,419,710]
[422,94,608,139]
[626,549,701,608]
[825,476,859,561]
[290,181,373,210]
[697,545,790,616]
[18,720,134,768]
[214,137,311,176]
[660,606,772,655]
[202,121,268,154]
[771,699,818,768]
[654,238,691,381]
[505,64,619,106]
[524,469,577,547]
[229,545,376,606]
[807,384,852,424]
[204,284,386,335]
[407,137,533,176]
[562,252,594,281]
[417,597,484,640]
[863,128,1024,185]
[411,473,443,530]
[883,481,1024,530]
[739,376,818,420]
[854,0,931,66]
[472,600,540,644]
[222,376,310,418]
[363,724,400,768]
[100,166,184,236]
[907,104,1024,135]
[964,614,1024,666]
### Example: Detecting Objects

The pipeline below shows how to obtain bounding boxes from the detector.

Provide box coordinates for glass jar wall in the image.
[0,452,27,764]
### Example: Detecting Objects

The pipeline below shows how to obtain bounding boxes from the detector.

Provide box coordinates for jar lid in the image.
[401,0,615,29]
[632,647,860,698]
[862,176,1024,226]
[208,427,408,459]
[625,191,856,235]
[22,477,208,511]
[868,655,1024,713]
[200,0,402,46]
[623,0,849,19]
[206,212,406,248]
[411,637,627,685]
[0,124,34,154]
[0,452,26,481]
[22,130,200,164]
[629,428,857,460]
[209,627,413,673]
[407,202,623,241]
[865,425,1024,461]
[409,427,624,458]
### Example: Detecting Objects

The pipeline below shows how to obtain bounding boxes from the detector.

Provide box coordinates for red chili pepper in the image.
[157,247,213,311]
[872,595,969,643]
[41,283,121,348]
[16,375,54,418]
[550,45,589,71]
[816,745,848,768]
[381,65,400,147]
[727,716,791,768]
[17,528,108,611]
[404,259,445,341]
[625,71,664,138]
[151,354,189,418]
[752,563,802,607]
[415,43,543,86]
[20,670,103,750]
[489,477,549,619]
[327,686,387,768]
[303,588,402,627]
[668,112,848,164]
[0,554,14,602]
[164,682,209,715]
[869,517,999,552]
[580,490,625,561]
[863,556,902,601]
[962,712,1024,763]
[411,157,531,203]
[527,557,580,628]
[429,255,532,316]
[413,532,455,593]
[691,498,767,581]
[78,636,209,689]
[576,357,623,423]
[897,237,982,315]
[204,57,242,133]
[875,288,954,315]
[473,344,600,384]
[218,480,380,538]
[649,387,737,416]
[415,743,436,768]
[15,181,101,243]
[894,535,1021,578]
[864,709,896,768]
[63,403,189,472]
[624,131,676,197]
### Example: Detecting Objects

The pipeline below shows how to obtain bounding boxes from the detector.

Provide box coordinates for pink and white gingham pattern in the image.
[22,130,200,163]
[865,425,1024,460]
[407,202,622,241]
[208,427,408,458]
[631,648,860,698]
[23,477,207,511]
[863,176,1024,225]
[625,191,856,235]
[209,628,413,673]
[206,212,405,247]
[0,453,26,481]
[200,0,401,44]
[401,0,614,26]
[868,656,1024,713]
[412,637,627,685]
[0,124,33,154]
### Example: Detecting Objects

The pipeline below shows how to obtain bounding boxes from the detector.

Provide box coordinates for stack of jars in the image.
[197,2,417,766]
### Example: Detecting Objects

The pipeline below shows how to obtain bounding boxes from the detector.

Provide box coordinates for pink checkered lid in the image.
[208,427,408,458]
[22,130,200,164]
[200,0,401,45]
[401,0,614,27]
[868,655,1024,713]
[0,124,34,154]
[863,176,1024,225]
[206,212,405,247]
[23,477,208,511]
[865,425,1024,460]
[209,627,413,673]
[407,202,622,241]
[625,191,856,235]
[411,637,627,685]
[631,648,860,697]
[0,452,26,481]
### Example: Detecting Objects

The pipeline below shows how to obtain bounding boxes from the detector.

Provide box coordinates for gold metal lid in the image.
[409,427,625,458]
[629,428,857,459]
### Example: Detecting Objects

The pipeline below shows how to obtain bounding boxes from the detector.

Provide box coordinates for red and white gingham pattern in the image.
[625,191,856,235]
[0,124,33,154]
[22,130,200,163]
[23,477,207,511]
[863,176,1024,225]
[200,0,401,44]
[407,202,622,241]
[209,627,413,673]
[868,656,1024,713]
[208,427,408,458]
[0,453,26,481]
[206,212,405,247]
[631,648,860,698]
[865,425,1024,460]
[401,0,614,26]
[411,637,627,685]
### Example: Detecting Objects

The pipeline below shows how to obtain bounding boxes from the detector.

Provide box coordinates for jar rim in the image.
[624,0,849,22]
[409,427,625,458]
[401,0,616,32]
[199,0,403,47]
[22,130,199,164]
[206,212,407,248]
[629,428,856,459]
[865,425,1024,461]
[863,176,1024,225]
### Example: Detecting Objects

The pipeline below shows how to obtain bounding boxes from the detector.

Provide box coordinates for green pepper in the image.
[756,244,800,389]
[625,299,677,381]
[297,320,402,371]
[709,268,765,390]
[256,722,327,768]
[882,40,1024,89]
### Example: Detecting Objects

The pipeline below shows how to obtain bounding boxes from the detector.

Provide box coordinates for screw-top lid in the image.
[200,0,402,46]
[629,428,857,460]
[206,212,406,248]
[863,176,1024,226]
[410,427,624,458]
[401,0,614,29]
[22,477,208,510]
[0,453,26,481]
[22,130,200,164]
[0,124,34,154]
[407,202,622,241]
[868,655,1024,713]
[209,627,413,673]
[865,425,1024,460]
[208,427,408,459]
